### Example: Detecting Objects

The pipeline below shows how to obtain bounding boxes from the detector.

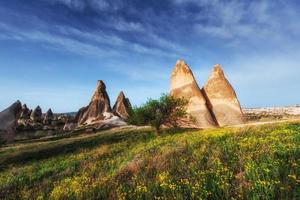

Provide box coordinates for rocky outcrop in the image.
[74,106,88,124]
[77,80,112,125]
[0,100,22,141]
[202,64,245,126]
[63,119,77,132]
[20,104,31,119]
[170,60,216,128]
[43,109,54,125]
[73,80,128,131]
[113,91,132,121]
[30,106,42,122]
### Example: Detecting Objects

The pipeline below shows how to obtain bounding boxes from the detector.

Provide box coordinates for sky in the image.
[0,0,300,113]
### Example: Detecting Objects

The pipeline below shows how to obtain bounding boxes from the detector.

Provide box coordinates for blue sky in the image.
[0,0,300,113]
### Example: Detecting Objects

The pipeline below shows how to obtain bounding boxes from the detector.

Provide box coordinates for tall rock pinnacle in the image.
[43,108,54,125]
[113,91,132,121]
[77,80,112,124]
[170,60,216,128]
[202,64,245,126]
[30,106,42,122]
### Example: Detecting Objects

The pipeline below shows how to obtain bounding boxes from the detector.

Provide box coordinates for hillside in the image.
[0,121,299,200]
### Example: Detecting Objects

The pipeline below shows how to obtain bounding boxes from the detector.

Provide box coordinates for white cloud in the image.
[0,1,185,58]
[189,0,300,47]
[0,24,120,57]
[0,20,181,59]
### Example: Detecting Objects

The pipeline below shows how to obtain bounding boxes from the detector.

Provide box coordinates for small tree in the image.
[128,94,188,134]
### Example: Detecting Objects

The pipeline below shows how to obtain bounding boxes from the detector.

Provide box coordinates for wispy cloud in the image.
[175,0,300,47]
[0,0,300,111]
[0,22,180,59]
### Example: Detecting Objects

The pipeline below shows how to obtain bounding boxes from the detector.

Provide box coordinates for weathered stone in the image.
[170,60,216,128]
[0,100,22,141]
[74,106,88,123]
[20,104,31,119]
[113,91,132,121]
[63,122,76,132]
[77,80,112,125]
[30,106,42,122]
[202,64,245,126]
[43,108,54,125]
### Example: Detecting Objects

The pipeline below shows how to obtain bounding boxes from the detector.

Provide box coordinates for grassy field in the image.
[0,122,300,200]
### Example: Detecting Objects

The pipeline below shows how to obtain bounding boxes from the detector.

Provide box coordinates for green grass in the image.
[0,122,299,200]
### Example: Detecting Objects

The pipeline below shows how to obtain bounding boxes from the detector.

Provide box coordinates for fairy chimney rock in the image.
[43,108,54,124]
[113,91,132,121]
[30,106,42,122]
[77,80,112,124]
[202,64,245,126]
[20,104,31,119]
[170,60,216,128]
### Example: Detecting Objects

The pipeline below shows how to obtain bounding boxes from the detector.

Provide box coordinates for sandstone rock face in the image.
[30,106,42,122]
[20,104,31,119]
[100,115,127,127]
[170,60,216,128]
[0,100,22,141]
[202,64,245,126]
[74,106,88,124]
[43,109,54,125]
[77,80,112,125]
[113,91,132,121]
[63,122,76,132]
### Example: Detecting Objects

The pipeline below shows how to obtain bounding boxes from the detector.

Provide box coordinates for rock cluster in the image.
[1,60,242,141]
[170,60,216,128]
[0,100,71,141]
[77,80,112,125]
[0,80,132,136]
[69,80,131,131]
[170,60,245,128]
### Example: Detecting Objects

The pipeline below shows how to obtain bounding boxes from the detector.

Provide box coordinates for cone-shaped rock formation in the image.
[77,80,112,124]
[170,60,216,128]
[20,104,31,119]
[113,91,132,121]
[43,108,54,125]
[202,64,245,126]
[30,106,42,122]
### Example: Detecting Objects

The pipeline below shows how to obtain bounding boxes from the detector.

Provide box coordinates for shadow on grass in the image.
[0,128,154,171]
[0,126,200,171]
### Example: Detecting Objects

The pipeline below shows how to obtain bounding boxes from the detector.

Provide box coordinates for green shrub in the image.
[128,94,188,134]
